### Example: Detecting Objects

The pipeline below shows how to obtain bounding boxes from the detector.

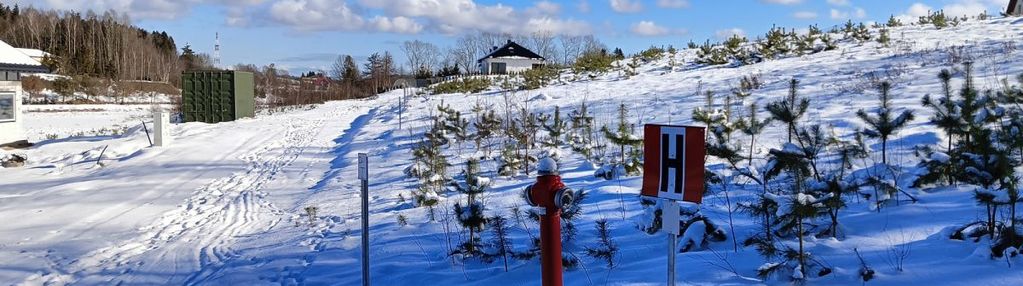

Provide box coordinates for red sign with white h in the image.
[641,125,706,203]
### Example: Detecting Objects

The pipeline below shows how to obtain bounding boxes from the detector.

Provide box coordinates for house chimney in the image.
[507,39,512,44]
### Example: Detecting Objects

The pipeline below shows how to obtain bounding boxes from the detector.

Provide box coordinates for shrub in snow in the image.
[450,159,491,258]
[0,153,27,168]
[486,214,514,271]
[678,216,728,253]
[601,103,643,175]
[539,106,568,148]
[765,79,810,143]
[855,81,915,166]
[567,101,597,161]
[585,219,619,269]
[593,164,626,181]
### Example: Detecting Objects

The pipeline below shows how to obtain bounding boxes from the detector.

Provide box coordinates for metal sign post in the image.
[664,200,681,286]
[359,153,369,286]
[640,124,706,286]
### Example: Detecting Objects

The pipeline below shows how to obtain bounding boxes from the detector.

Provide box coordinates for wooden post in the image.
[359,153,370,286]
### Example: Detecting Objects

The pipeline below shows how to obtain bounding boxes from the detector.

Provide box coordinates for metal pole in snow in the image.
[664,200,681,286]
[359,153,370,286]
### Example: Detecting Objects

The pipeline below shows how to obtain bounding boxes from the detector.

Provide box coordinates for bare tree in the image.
[529,31,557,63]
[559,35,584,66]
[452,34,481,73]
[401,40,441,76]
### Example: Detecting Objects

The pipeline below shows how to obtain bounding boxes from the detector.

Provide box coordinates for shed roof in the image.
[477,40,544,63]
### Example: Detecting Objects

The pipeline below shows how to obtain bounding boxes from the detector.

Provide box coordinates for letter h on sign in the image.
[641,125,706,204]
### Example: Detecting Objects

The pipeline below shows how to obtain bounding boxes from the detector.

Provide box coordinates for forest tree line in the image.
[0,4,184,84]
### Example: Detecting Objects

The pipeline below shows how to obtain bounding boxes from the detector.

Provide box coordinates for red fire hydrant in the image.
[523,158,574,286]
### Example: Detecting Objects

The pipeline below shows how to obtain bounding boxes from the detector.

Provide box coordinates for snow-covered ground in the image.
[3,17,1023,285]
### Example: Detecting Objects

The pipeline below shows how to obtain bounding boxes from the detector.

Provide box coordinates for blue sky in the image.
[2,0,1012,74]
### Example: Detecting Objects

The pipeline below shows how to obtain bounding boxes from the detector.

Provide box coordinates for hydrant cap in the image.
[537,157,558,176]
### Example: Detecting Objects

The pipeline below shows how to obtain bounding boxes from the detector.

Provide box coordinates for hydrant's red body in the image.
[527,175,568,286]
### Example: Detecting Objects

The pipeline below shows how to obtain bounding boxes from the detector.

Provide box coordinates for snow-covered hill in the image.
[3,17,1023,285]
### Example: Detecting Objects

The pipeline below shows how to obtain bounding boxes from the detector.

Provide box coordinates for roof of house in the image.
[477,40,544,63]
[15,48,50,59]
[0,39,47,73]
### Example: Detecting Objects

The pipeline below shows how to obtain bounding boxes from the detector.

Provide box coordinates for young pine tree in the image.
[451,159,490,257]
[766,79,810,143]
[568,101,597,161]
[585,219,619,269]
[541,106,569,148]
[737,101,772,165]
[602,103,644,174]
[855,81,915,166]
[488,213,514,271]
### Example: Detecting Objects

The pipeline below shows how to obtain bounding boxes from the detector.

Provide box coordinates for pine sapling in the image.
[856,81,915,166]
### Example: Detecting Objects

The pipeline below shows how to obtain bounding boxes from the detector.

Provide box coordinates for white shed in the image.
[478,40,545,75]
[0,39,48,146]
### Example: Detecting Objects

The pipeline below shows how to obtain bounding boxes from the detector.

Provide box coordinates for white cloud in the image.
[368,16,424,34]
[630,21,669,36]
[268,0,366,31]
[25,0,267,21]
[527,1,562,16]
[610,0,643,13]
[793,11,818,19]
[897,1,1008,22]
[354,0,593,36]
[578,0,592,13]
[761,0,802,5]
[656,0,689,9]
[830,7,866,19]
[826,0,850,6]
[715,28,746,40]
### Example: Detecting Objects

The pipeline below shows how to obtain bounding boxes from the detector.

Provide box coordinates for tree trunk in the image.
[797,215,805,277]
[749,134,756,166]
[882,138,888,166]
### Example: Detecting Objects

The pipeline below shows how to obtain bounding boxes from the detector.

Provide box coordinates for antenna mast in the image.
[214,32,221,68]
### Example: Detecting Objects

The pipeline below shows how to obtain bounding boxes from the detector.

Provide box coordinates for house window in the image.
[0,92,14,122]
[490,62,507,74]
[532,63,544,69]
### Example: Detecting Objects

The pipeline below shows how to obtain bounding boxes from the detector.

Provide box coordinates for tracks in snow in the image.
[39,114,335,285]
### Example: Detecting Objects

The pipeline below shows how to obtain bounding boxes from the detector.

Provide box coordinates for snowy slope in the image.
[2,17,1023,285]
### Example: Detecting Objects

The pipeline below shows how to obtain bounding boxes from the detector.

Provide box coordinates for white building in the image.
[0,39,48,146]
[478,40,545,75]
[1010,0,1022,16]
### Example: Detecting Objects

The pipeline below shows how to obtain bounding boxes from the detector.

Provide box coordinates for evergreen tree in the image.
[568,101,597,161]
[451,159,490,257]
[541,106,569,148]
[766,79,810,143]
[585,219,619,269]
[855,81,915,166]
[736,101,772,165]
[488,214,514,271]
[918,69,962,186]
[887,15,903,27]
[602,103,644,174]
[473,106,502,153]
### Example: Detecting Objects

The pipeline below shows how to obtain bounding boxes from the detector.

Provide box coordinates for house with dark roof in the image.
[1010,0,1022,16]
[477,40,545,75]
[1,39,48,146]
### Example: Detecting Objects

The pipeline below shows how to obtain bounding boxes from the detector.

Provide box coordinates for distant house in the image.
[1010,0,1022,16]
[478,40,545,75]
[0,39,47,146]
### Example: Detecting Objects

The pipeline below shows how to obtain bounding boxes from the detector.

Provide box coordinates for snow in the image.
[0,39,42,66]
[3,17,1023,285]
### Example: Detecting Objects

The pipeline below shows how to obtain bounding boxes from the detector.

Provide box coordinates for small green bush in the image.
[522,66,559,90]
[431,77,491,94]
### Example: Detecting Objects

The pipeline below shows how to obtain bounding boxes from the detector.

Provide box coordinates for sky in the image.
[0,0,1013,74]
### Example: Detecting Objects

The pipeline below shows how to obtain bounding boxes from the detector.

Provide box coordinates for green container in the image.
[181,70,255,123]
